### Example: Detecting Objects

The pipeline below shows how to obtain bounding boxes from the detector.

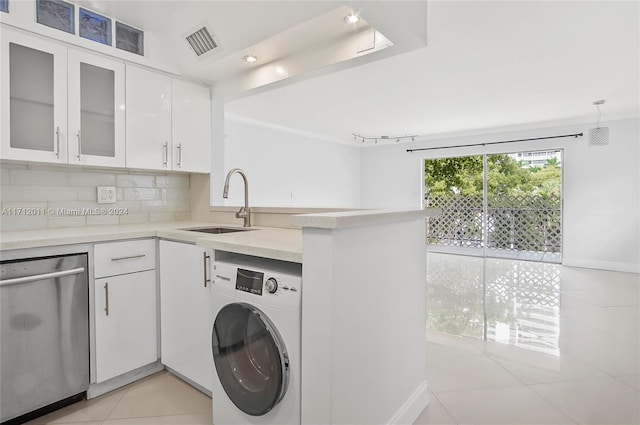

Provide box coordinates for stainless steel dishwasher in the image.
[0,253,89,424]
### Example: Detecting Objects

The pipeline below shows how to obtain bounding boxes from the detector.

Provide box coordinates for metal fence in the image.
[425,194,562,254]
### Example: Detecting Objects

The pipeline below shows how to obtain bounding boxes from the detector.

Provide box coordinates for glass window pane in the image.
[486,151,562,260]
[115,22,144,56]
[80,63,115,157]
[1,0,9,13]
[10,43,54,152]
[79,8,112,46]
[36,0,75,34]
[424,155,484,251]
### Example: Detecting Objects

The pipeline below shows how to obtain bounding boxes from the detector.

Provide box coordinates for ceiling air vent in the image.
[186,26,218,57]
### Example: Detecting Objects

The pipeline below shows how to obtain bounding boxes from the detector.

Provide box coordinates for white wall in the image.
[360,118,640,273]
[217,117,361,208]
[301,217,428,424]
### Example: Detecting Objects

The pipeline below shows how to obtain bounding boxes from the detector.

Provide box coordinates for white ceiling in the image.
[73,1,639,146]
[224,1,640,145]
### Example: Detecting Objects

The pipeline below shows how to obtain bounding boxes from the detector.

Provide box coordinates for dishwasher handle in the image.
[0,267,86,287]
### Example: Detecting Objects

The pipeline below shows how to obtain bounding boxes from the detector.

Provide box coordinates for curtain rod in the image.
[406,132,583,153]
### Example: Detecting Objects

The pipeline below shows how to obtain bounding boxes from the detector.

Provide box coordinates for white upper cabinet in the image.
[126,65,211,173]
[125,65,172,171]
[1,27,125,166]
[68,49,125,167]
[2,26,211,171]
[171,79,211,173]
[1,27,68,163]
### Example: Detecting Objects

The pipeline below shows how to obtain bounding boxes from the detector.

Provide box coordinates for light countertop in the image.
[1,209,439,263]
[292,208,441,229]
[0,221,302,263]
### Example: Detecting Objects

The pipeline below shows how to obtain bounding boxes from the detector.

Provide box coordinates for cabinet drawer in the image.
[94,239,156,278]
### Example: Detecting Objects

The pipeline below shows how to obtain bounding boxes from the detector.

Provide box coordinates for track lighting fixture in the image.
[352,133,419,145]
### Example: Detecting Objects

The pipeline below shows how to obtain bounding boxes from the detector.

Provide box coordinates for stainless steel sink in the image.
[181,226,254,234]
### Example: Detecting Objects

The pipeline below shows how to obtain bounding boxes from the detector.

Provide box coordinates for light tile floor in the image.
[418,254,639,425]
[25,372,212,425]
[25,255,640,425]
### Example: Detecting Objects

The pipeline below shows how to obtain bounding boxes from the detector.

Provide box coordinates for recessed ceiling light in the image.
[345,14,359,24]
[243,55,257,63]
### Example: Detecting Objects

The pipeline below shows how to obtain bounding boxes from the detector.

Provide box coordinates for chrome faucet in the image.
[223,168,251,227]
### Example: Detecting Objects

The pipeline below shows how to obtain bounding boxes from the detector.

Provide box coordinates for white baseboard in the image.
[87,361,164,399]
[165,366,212,397]
[563,258,640,274]
[387,381,429,425]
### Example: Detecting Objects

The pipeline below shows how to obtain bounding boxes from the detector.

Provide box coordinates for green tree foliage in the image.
[425,154,561,197]
[425,155,483,196]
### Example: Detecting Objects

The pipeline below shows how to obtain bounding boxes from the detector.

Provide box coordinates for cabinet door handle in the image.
[55,126,60,159]
[110,254,146,262]
[203,252,211,287]
[76,130,82,161]
[177,143,182,168]
[163,142,168,167]
[104,282,110,316]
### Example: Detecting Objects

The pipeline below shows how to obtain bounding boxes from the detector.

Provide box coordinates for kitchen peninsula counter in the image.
[0,222,302,262]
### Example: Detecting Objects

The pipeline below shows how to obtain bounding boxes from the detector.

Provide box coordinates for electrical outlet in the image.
[97,186,116,204]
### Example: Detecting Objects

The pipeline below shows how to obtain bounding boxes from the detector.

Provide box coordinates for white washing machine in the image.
[210,256,302,425]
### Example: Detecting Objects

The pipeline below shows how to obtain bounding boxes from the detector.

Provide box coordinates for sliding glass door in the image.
[424,149,563,354]
[425,149,562,262]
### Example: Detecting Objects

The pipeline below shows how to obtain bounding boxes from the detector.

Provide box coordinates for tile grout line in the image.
[101,381,135,423]
[429,392,459,425]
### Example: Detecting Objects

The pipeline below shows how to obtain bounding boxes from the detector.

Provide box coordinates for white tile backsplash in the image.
[115,201,142,213]
[0,186,22,202]
[22,186,78,202]
[162,188,191,200]
[11,169,69,186]
[78,187,98,201]
[116,174,156,188]
[149,212,178,222]
[86,215,120,226]
[0,214,48,232]
[69,171,117,186]
[118,213,149,225]
[140,200,178,212]
[156,175,190,189]
[0,163,192,231]
[48,215,87,228]
[175,211,190,221]
[123,188,161,201]
[1,169,10,185]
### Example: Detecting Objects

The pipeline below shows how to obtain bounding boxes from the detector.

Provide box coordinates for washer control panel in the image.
[213,260,302,313]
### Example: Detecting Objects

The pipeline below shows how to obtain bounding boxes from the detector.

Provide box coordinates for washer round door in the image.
[212,302,289,416]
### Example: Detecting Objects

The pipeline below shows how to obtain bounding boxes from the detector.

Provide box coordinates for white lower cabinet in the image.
[159,240,213,391]
[93,239,158,383]
[94,271,157,382]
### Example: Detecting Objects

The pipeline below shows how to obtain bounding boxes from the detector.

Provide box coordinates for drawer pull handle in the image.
[104,282,110,316]
[215,274,230,282]
[203,252,211,287]
[111,254,146,262]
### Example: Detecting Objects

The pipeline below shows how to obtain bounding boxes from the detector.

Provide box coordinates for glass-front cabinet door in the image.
[1,26,68,163]
[68,50,125,167]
